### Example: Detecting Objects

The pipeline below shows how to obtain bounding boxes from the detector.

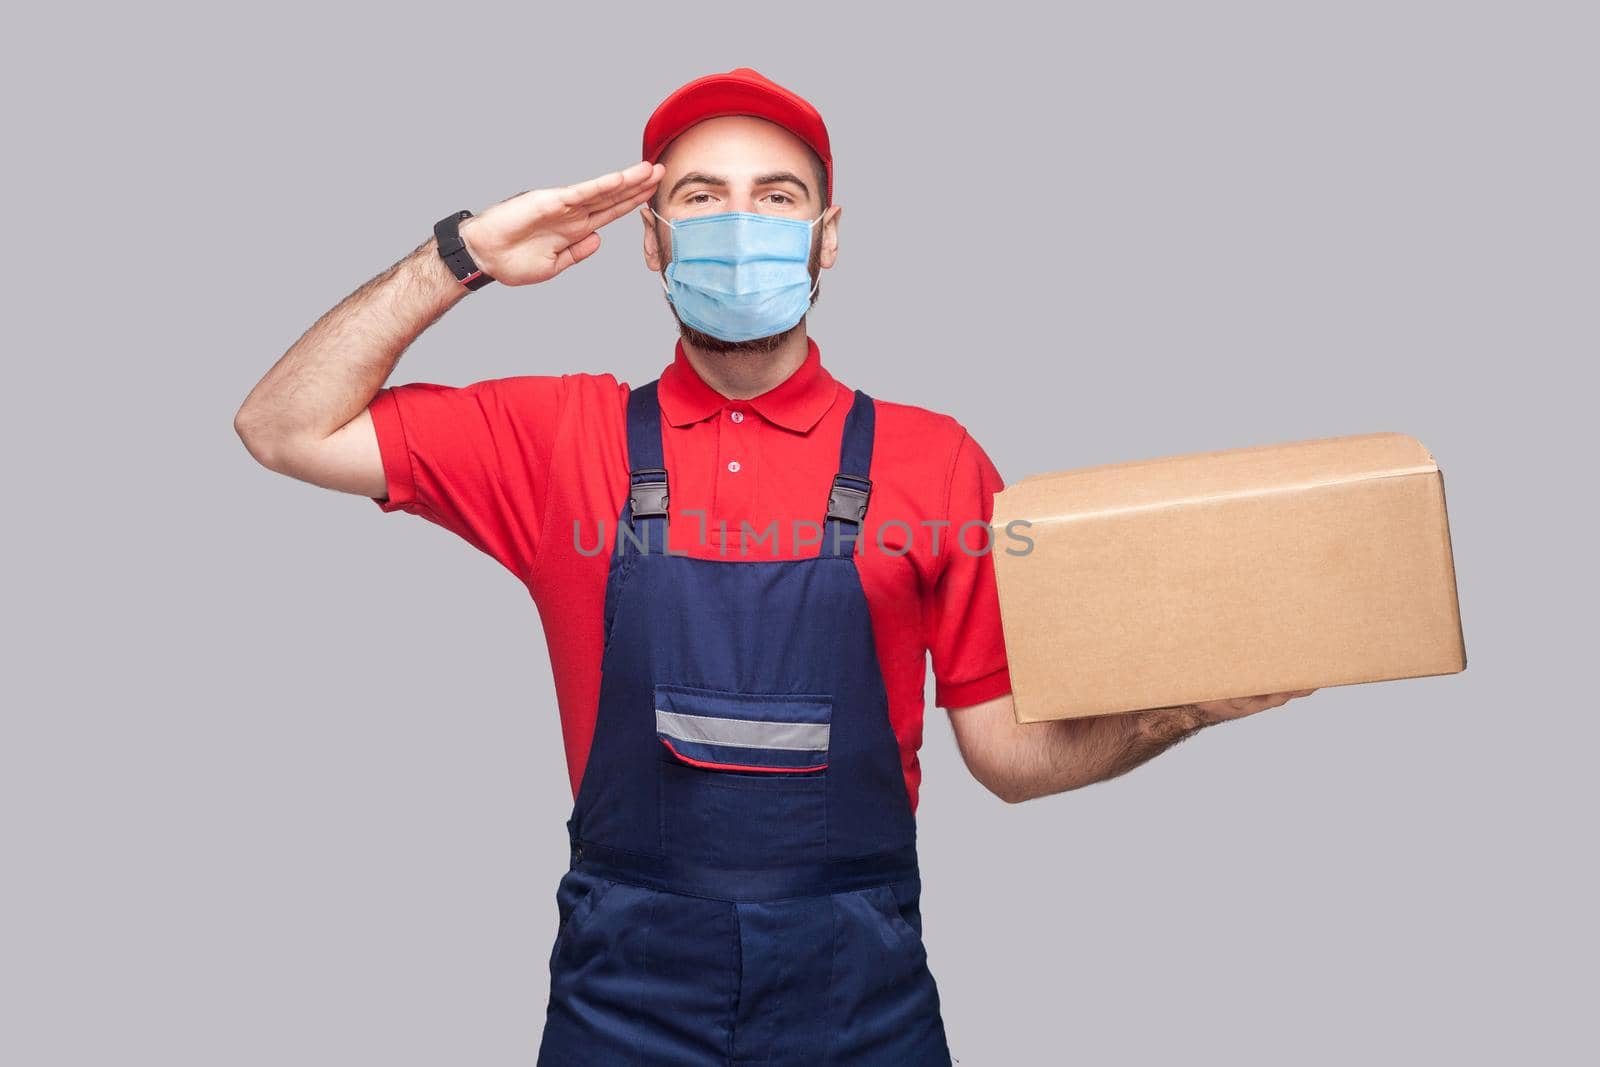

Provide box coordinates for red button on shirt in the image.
[367,336,1011,813]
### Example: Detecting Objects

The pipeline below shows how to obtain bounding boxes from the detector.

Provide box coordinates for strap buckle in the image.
[825,473,872,525]
[629,468,670,520]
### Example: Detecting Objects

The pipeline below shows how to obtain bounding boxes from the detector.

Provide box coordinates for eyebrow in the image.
[668,170,813,201]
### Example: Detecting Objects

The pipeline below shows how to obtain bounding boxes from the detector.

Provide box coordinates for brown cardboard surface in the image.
[991,432,1466,723]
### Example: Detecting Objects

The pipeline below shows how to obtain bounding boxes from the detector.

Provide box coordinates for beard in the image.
[660,230,824,356]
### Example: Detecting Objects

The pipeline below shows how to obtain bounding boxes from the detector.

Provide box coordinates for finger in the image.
[547,187,661,270]
[583,179,662,224]
[595,164,663,210]
[495,165,659,243]
[559,161,662,211]
[602,162,664,203]
[552,231,603,273]
[585,184,661,232]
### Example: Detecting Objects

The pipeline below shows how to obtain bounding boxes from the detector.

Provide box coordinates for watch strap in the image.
[434,210,495,291]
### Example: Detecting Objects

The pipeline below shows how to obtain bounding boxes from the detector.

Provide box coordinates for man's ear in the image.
[818,205,842,270]
[641,205,665,272]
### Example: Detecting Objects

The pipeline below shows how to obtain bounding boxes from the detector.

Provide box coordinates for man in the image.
[235,67,1313,1066]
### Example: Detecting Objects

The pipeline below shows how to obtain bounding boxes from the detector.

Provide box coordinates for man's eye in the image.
[767,193,793,205]
[688,193,713,204]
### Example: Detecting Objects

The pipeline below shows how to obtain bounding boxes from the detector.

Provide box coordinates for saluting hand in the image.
[458,160,665,287]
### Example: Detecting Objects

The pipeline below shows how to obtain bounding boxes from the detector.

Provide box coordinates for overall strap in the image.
[623,380,668,555]
[823,389,875,558]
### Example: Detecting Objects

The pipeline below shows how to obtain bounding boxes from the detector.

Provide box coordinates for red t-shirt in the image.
[367,336,1011,814]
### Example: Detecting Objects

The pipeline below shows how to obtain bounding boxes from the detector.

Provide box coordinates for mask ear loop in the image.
[650,206,675,298]
[806,211,824,297]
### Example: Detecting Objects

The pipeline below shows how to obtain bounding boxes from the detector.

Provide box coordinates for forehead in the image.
[658,115,816,185]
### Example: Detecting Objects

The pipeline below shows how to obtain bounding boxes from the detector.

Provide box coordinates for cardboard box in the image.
[991,432,1466,722]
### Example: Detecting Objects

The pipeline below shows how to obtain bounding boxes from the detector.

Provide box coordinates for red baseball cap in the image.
[642,67,834,204]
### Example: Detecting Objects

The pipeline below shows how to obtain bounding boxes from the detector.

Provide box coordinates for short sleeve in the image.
[367,375,569,582]
[927,429,1013,709]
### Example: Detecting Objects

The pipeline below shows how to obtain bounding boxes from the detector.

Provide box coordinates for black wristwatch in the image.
[433,210,495,291]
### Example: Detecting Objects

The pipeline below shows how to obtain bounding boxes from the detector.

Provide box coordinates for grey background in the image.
[4,2,1595,1064]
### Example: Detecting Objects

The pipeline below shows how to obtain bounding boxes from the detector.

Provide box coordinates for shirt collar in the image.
[656,336,840,433]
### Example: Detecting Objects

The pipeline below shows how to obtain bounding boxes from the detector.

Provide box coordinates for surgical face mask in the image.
[651,207,823,342]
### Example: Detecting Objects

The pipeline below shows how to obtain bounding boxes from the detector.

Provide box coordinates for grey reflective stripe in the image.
[655,710,830,752]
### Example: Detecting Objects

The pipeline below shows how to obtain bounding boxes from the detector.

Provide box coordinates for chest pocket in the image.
[655,684,831,864]
[655,685,831,772]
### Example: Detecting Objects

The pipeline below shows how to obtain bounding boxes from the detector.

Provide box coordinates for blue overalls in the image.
[536,382,953,1066]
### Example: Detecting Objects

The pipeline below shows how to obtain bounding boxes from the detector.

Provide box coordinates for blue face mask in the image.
[651,207,823,342]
